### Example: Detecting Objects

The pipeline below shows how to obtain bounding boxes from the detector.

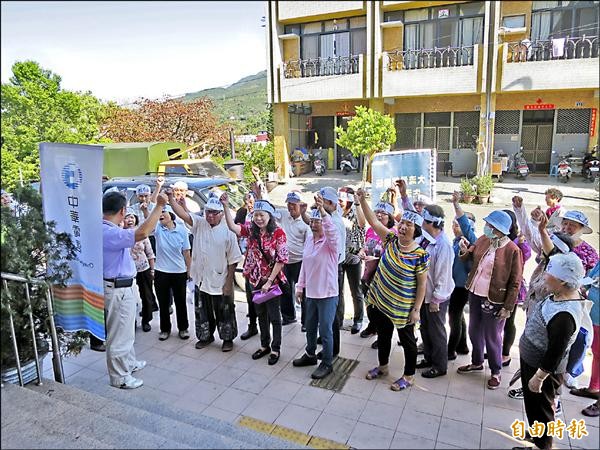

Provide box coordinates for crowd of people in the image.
[98,176,598,450]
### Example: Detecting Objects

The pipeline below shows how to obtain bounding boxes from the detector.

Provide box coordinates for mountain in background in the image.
[182,70,268,133]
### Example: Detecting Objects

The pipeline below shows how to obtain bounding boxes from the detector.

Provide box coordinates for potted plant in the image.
[1,186,88,385]
[459,177,476,203]
[474,174,494,204]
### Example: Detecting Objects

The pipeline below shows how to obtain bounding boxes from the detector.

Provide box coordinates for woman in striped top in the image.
[356,189,429,391]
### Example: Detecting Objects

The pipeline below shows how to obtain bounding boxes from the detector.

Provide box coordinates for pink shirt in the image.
[297,216,339,299]
[470,247,496,298]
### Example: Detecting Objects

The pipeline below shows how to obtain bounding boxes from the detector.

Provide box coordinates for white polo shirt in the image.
[190,214,243,295]
[330,208,347,265]
[277,208,309,264]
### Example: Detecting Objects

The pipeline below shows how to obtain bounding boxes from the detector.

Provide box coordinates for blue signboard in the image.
[370,149,436,207]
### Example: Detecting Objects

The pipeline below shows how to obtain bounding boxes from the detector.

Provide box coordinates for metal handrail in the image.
[1,272,65,386]
[507,35,599,62]
[283,54,360,78]
[386,45,475,70]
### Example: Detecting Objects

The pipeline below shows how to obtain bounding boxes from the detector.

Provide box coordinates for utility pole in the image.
[229,128,236,159]
[480,0,497,176]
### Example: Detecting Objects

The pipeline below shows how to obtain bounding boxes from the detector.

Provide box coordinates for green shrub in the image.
[460,177,476,197]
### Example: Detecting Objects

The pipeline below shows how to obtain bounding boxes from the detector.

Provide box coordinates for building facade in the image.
[265,0,599,178]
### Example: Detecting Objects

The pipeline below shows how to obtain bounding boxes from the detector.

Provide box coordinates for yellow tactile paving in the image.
[271,425,312,446]
[237,415,348,449]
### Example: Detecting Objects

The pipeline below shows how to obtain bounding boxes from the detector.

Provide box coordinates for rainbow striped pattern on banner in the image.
[40,143,105,340]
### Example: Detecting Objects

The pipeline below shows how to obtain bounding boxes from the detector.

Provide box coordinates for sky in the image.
[1,1,267,104]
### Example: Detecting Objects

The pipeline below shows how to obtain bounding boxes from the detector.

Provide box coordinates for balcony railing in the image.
[283,55,360,78]
[507,35,598,62]
[387,45,475,70]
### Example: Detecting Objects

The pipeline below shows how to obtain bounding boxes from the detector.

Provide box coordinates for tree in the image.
[1,61,108,190]
[101,96,230,155]
[335,106,396,158]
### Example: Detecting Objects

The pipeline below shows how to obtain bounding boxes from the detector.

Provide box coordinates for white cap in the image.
[546,252,586,287]
[135,184,151,195]
[309,209,322,220]
[204,197,224,212]
[170,181,188,190]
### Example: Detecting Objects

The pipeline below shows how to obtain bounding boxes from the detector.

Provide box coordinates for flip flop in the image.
[366,367,387,380]
[391,377,412,391]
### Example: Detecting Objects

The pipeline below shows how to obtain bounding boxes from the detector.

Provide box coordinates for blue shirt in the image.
[587,262,599,326]
[154,222,191,273]
[452,214,477,288]
[102,220,136,278]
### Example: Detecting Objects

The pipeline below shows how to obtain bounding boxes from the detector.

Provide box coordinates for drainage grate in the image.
[309,357,359,392]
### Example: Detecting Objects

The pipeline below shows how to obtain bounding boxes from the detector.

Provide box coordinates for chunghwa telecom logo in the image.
[61,163,83,189]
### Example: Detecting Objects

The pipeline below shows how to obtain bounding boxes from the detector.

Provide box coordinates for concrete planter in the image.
[1,353,46,385]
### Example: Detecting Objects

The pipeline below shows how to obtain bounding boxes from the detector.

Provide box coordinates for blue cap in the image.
[319,187,338,203]
[483,210,512,236]
[135,184,151,195]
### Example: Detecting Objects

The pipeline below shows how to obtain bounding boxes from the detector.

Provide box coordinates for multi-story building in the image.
[265,1,599,178]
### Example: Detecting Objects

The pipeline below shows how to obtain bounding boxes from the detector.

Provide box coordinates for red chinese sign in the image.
[524,103,555,110]
[591,108,597,137]
[336,110,356,117]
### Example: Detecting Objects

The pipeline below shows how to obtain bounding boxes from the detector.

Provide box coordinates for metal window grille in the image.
[494,110,520,134]
[395,113,421,149]
[454,112,479,149]
[556,109,591,134]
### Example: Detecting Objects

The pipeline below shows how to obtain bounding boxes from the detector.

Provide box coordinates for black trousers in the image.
[281,262,302,322]
[521,358,562,450]
[136,268,156,326]
[368,305,417,376]
[245,278,258,327]
[194,286,237,342]
[503,307,518,357]
[420,301,449,372]
[154,271,189,333]
[255,296,282,353]
[339,261,364,326]
[447,287,469,355]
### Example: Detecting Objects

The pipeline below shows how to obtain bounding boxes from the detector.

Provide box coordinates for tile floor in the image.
[45,291,598,450]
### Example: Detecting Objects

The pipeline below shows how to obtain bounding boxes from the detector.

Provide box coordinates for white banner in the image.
[39,143,105,339]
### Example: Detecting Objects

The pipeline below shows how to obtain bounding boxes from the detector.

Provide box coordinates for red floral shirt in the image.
[240,224,289,288]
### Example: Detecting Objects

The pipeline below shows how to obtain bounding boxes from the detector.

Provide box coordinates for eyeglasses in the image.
[205,210,221,216]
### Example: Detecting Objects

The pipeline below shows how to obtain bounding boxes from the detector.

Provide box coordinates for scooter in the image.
[340,154,359,175]
[514,147,529,179]
[557,152,573,183]
[313,149,326,176]
[582,146,599,181]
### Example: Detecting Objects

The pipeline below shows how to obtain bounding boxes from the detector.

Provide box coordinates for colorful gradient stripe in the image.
[52,284,105,340]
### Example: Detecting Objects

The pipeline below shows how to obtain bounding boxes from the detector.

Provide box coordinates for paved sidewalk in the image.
[48,291,597,449]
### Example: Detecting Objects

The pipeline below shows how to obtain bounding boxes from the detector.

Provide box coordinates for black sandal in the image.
[268,352,280,365]
[252,347,270,360]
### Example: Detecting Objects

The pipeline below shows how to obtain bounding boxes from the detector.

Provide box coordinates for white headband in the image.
[422,209,443,225]
[338,191,354,203]
[253,200,276,215]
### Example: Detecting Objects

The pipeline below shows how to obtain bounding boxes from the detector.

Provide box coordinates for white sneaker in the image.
[132,360,147,372]
[564,373,579,389]
[112,376,143,390]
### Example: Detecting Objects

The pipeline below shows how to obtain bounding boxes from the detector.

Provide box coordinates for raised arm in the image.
[355,188,389,242]
[149,176,165,205]
[537,213,554,256]
[220,193,242,236]
[135,193,167,242]
[397,179,416,212]
[166,188,193,227]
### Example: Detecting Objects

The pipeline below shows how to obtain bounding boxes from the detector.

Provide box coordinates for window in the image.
[291,17,367,60]
[531,1,599,40]
[502,15,526,28]
[556,109,591,134]
[403,1,485,50]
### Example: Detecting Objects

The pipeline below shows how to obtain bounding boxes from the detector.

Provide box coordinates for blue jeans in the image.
[305,296,338,367]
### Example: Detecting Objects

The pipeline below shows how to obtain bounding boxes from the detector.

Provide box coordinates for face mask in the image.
[483,225,496,239]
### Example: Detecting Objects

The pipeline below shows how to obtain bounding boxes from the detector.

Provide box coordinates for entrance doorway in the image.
[521,110,554,173]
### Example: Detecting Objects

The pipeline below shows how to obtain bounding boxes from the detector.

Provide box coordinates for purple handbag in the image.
[252,284,282,304]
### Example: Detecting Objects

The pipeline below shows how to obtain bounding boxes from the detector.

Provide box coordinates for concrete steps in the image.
[63,377,303,449]
[0,378,305,449]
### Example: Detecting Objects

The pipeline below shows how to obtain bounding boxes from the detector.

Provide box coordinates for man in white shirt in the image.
[415,204,455,379]
[276,191,310,326]
[168,193,243,352]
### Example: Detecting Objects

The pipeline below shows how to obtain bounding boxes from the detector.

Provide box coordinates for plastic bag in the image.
[186,280,195,305]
